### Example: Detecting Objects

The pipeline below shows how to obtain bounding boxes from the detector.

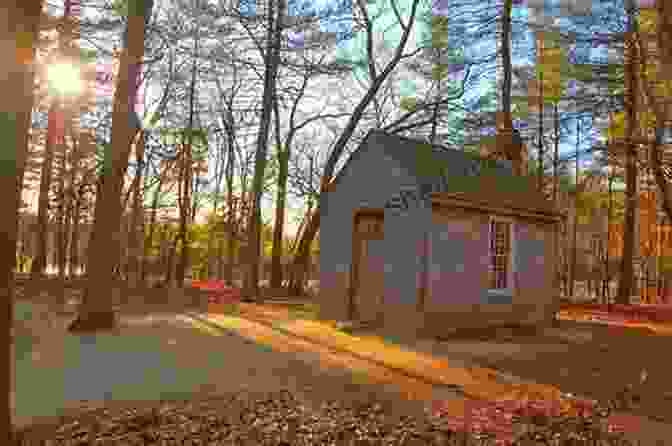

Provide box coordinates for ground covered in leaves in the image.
[8,278,645,445]
[12,389,636,445]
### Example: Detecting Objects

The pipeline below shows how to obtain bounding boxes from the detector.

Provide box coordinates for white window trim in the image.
[488,215,516,295]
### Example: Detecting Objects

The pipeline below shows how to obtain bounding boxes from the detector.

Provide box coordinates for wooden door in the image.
[352,213,384,323]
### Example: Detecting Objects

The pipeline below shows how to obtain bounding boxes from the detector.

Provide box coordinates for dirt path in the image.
[395,321,672,423]
[13,301,436,436]
[14,281,670,444]
[198,302,672,445]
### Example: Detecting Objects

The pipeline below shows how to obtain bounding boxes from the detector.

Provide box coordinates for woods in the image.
[7,0,672,314]
[3,0,672,441]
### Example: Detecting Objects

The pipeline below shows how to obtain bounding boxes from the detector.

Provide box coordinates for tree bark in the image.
[69,188,81,278]
[164,228,178,287]
[243,0,285,301]
[537,70,544,190]
[288,208,320,295]
[270,95,289,290]
[207,133,225,280]
[570,116,580,298]
[288,0,421,292]
[617,1,638,305]
[56,117,72,281]
[69,0,154,332]
[636,1,672,228]
[16,28,39,225]
[176,34,199,288]
[223,136,237,287]
[31,100,59,277]
[126,131,145,288]
[175,145,190,287]
[0,0,43,441]
[141,164,167,285]
[496,0,524,176]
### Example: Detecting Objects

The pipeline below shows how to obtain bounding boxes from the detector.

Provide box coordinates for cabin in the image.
[319,129,564,339]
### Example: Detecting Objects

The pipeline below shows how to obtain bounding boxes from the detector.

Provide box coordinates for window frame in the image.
[488,215,516,295]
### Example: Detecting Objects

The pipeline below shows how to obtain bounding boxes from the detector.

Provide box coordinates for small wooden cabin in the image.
[319,129,563,339]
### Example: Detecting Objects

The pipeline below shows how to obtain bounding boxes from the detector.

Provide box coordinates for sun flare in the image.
[46,62,83,96]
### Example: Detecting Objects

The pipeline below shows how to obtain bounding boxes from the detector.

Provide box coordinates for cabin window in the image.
[489,217,514,291]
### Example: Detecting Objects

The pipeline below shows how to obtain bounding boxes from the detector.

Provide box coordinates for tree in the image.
[175,31,202,289]
[636,1,672,231]
[268,52,352,290]
[242,0,286,301]
[496,0,525,175]
[615,0,639,305]
[0,0,43,440]
[68,0,154,332]
[288,0,423,294]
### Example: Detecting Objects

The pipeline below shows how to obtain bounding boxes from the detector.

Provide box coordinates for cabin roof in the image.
[326,129,560,218]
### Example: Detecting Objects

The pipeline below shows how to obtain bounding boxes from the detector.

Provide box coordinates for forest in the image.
[2,0,672,444]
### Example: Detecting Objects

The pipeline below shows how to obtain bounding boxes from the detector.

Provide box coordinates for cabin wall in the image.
[419,207,557,338]
[515,219,557,325]
[380,198,431,338]
[421,208,498,336]
[319,133,417,322]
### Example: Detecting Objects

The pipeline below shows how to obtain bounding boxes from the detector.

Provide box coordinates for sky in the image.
[323,0,620,175]
[31,0,635,227]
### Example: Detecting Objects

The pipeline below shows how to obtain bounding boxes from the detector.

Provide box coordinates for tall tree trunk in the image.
[207,134,225,280]
[64,134,80,279]
[0,0,43,441]
[141,164,167,285]
[155,223,170,287]
[617,0,638,305]
[126,131,145,288]
[176,34,199,288]
[175,146,189,287]
[537,71,544,191]
[16,28,39,227]
[217,238,224,280]
[35,0,77,279]
[570,116,580,298]
[497,0,523,175]
[31,100,60,277]
[69,189,81,278]
[288,0,421,291]
[552,101,561,304]
[659,1,672,80]
[288,208,320,295]
[605,172,614,304]
[270,96,290,290]
[243,0,285,301]
[223,140,236,287]
[637,0,672,229]
[501,0,512,125]
[618,151,637,304]
[70,133,93,279]
[56,118,72,280]
[69,0,154,332]
[164,225,178,287]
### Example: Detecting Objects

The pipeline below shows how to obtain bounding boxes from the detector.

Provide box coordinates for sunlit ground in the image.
[46,62,83,96]
[557,310,672,334]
